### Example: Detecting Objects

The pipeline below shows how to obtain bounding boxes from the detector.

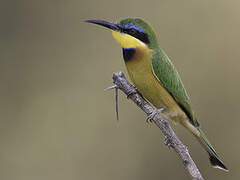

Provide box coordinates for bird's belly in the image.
[125,51,186,123]
[132,71,186,122]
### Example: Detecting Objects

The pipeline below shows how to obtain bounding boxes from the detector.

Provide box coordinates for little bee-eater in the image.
[86,18,228,171]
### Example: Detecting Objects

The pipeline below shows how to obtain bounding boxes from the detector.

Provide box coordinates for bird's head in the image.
[85,18,158,50]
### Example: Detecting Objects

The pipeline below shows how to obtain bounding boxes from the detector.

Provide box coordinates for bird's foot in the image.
[146,108,164,123]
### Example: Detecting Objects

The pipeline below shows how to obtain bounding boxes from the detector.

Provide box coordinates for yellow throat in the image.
[112,31,147,48]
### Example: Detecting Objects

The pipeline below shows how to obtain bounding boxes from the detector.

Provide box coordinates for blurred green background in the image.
[1,0,239,179]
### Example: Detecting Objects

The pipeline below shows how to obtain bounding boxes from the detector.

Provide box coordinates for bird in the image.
[85,18,228,171]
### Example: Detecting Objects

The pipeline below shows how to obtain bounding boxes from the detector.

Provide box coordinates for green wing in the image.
[152,48,199,127]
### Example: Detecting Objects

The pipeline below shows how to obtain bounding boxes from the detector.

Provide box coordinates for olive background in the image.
[1,0,239,179]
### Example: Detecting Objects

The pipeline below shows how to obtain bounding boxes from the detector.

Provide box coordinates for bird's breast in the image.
[124,46,186,122]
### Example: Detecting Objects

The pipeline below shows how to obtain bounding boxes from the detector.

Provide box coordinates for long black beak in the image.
[85,20,121,31]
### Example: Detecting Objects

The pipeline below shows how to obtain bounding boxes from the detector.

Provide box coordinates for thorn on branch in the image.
[105,84,119,121]
[104,85,118,91]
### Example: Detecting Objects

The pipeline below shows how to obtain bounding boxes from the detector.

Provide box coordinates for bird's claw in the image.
[146,108,164,123]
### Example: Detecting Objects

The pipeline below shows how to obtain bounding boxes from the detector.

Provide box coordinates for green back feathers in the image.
[152,48,199,126]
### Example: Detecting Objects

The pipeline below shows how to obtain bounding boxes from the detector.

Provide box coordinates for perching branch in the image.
[108,72,204,180]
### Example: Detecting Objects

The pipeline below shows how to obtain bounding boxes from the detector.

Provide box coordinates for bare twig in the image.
[108,72,204,180]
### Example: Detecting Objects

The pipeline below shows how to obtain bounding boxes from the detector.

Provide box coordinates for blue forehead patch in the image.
[124,24,146,33]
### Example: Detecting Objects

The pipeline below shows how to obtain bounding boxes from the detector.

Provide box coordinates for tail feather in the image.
[209,153,228,171]
[196,128,228,172]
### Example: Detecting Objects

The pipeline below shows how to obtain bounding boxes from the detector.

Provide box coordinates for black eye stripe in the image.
[130,31,150,44]
[122,27,150,44]
[129,28,137,34]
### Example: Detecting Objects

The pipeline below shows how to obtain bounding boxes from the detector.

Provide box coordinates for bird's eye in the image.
[129,28,137,34]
